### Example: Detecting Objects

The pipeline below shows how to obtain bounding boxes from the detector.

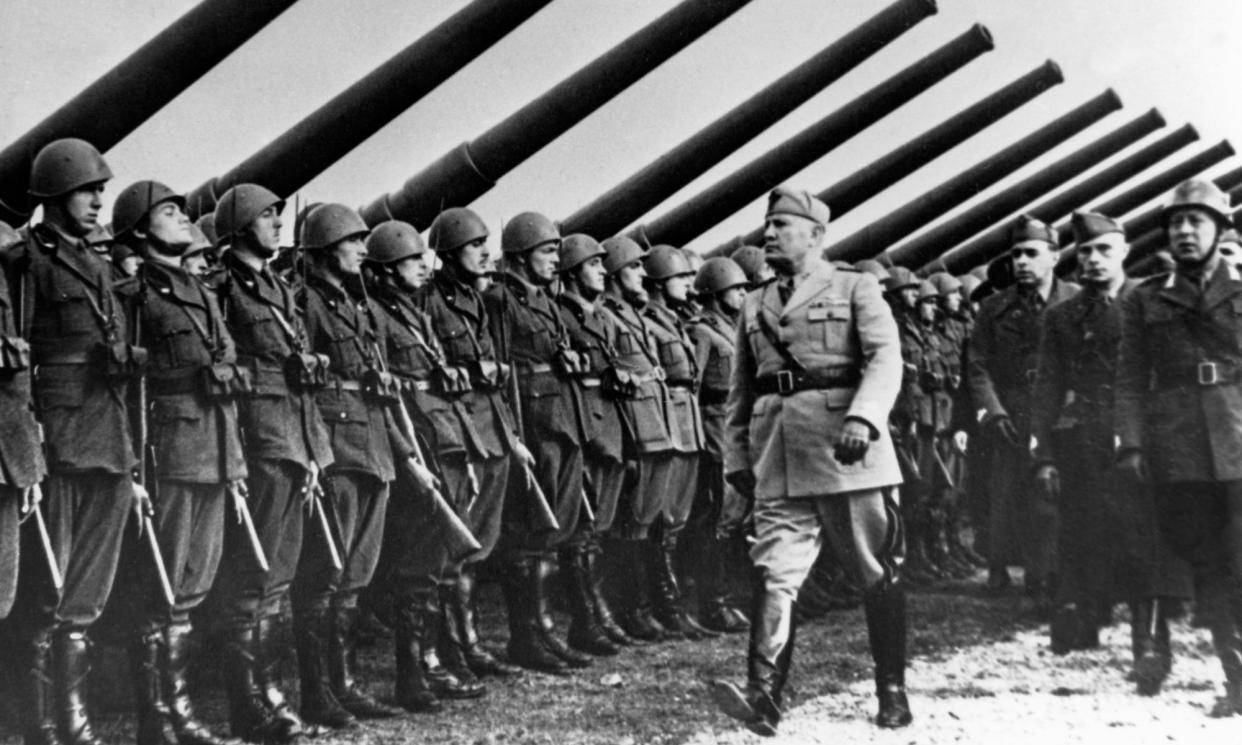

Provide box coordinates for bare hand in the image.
[406,457,439,494]
[20,483,42,515]
[513,441,535,469]
[1034,464,1060,501]
[952,430,968,454]
[132,481,153,535]
[227,479,249,522]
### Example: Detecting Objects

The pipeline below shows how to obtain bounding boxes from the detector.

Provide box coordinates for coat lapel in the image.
[781,262,834,318]
[1202,260,1242,311]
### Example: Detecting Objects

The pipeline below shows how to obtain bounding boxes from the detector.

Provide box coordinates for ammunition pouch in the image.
[0,335,31,374]
[98,342,149,380]
[284,352,331,392]
[468,359,510,391]
[600,366,639,400]
[431,365,472,396]
[361,367,402,404]
[552,348,588,378]
[199,362,254,401]
[921,370,945,392]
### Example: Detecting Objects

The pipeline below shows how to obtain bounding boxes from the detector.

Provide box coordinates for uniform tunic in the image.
[688,308,748,540]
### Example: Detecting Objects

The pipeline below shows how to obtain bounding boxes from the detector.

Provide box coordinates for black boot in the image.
[224,622,299,744]
[584,538,640,647]
[562,546,619,656]
[699,536,748,635]
[21,627,63,745]
[448,568,522,677]
[531,554,592,668]
[133,627,177,745]
[500,559,569,675]
[614,539,667,642]
[294,607,356,729]
[651,530,718,641]
[434,591,487,699]
[709,585,791,737]
[254,617,308,739]
[164,621,242,745]
[864,583,913,729]
[392,604,442,714]
[1050,603,1098,655]
[326,604,400,719]
[56,629,102,745]
[1130,599,1171,696]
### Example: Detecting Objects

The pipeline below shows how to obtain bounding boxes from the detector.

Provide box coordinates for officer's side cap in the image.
[1009,214,1056,247]
[765,186,830,227]
[1071,211,1124,245]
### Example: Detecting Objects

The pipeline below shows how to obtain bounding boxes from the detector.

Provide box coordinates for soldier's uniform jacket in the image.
[557,291,624,465]
[1116,261,1242,482]
[371,284,485,461]
[599,291,675,456]
[126,260,246,483]
[891,309,931,431]
[919,318,953,433]
[688,307,735,463]
[485,272,583,446]
[1031,281,1134,466]
[215,250,333,469]
[644,297,705,454]
[968,278,1079,428]
[300,269,409,482]
[0,260,46,489]
[422,271,517,459]
[725,261,903,499]
[4,224,136,473]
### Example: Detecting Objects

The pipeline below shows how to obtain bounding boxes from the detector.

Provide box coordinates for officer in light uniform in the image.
[712,186,909,734]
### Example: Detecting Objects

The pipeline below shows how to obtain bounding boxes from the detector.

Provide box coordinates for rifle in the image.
[132,284,175,607]
[229,481,269,572]
[308,478,343,571]
[30,500,62,591]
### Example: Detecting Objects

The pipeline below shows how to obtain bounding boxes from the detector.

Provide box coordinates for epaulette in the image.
[29,223,58,251]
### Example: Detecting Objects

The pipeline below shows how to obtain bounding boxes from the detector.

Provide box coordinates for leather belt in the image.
[755,367,861,396]
[699,387,728,405]
[1155,361,1242,389]
[578,376,601,389]
[666,378,696,392]
[519,363,554,375]
[332,380,364,392]
[149,374,199,396]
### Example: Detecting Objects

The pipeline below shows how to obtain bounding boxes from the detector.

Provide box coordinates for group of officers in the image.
[1,133,1241,744]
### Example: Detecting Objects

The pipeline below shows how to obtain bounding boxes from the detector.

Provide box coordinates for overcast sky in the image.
[3,0,1239,258]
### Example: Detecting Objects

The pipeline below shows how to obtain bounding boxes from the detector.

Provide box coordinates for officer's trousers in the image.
[452,453,511,572]
[614,451,675,540]
[215,459,307,626]
[0,488,20,619]
[503,432,584,554]
[660,452,700,536]
[293,471,388,610]
[144,482,227,624]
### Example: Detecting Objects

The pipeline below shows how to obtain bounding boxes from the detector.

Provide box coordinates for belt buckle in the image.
[1198,361,1220,386]
[776,370,795,395]
[653,367,666,382]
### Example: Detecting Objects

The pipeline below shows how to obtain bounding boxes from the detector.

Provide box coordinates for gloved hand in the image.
[987,414,1020,448]
[951,430,969,455]
[834,418,873,465]
[1117,451,1148,483]
[726,470,757,501]
[1034,464,1060,501]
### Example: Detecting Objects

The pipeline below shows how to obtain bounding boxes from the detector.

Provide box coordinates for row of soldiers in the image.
[0,136,775,745]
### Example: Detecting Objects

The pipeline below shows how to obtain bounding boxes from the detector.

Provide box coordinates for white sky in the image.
[2,0,1239,259]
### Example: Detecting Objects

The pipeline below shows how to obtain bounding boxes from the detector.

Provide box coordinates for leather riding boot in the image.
[500,558,568,675]
[561,546,619,656]
[699,536,747,634]
[419,597,471,698]
[21,627,63,745]
[709,584,790,737]
[392,604,442,714]
[224,622,296,745]
[864,583,913,729]
[132,627,177,745]
[1131,598,1172,696]
[584,538,639,647]
[55,629,102,745]
[435,591,487,698]
[614,539,666,642]
[1050,603,1097,655]
[325,604,399,719]
[255,617,308,739]
[294,607,356,729]
[650,530,718,640]
[450,568,522,677]
[164,621,242,745]
[531,554,592,668]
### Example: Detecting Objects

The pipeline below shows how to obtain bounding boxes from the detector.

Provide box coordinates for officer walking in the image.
[712,187,909,734]
[210,184,334,743]
[1115,180,1242,716]
[5,139,148,745]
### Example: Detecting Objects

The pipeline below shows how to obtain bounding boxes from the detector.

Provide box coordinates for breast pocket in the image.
[229,305,278,352]
[439,325,475,363]
[48,274,98,335]
[807,298,850,345]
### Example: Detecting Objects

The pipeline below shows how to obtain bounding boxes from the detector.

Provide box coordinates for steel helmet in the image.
[694,257,748,295]
[195,214,218,248]
[558,233,606,273]
[429,207,488,252]
[602,236,648,276]
[729,245,767,283]
[185,224,214,256]
[882,266,919,292]
[300,203,369,250]
[1221,227,1242,247]
[28,138,112,199]
[917,279,939,301]
[87,223,114,247]
[959,274,983,300]
[854,258,890,282]
[928,271,962,297]
[365,220,427,264]
[213,184,285,240]
[644,244,693,281]
[1162,178,1232,227]
[111,180,186,239]
[0,220,21,251]
[501,212,560,254]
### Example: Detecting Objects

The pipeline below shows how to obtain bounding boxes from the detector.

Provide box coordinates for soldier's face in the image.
[119,254,143,277]
[330,235,367,276]
[182,252,208,277]
[663,274,692,303]
[1166,208,1219,266]
[394,253,432,289]
[455,238,489,276]
[919,298,936,321]
[525,242,560,284]
[940,292,961,314]
[763,215,820,264]
[1075,233,1128,285]
[575,256,606,295]
[894,287,918,309]
[57,183,106,237]
[1010,241,1056,286]
[144,201,194,254]
[720,285,746,313]
[617,261,646,296]
[247,206,283,257]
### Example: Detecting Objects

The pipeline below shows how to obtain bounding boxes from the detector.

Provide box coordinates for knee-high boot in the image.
[21,627,63,745]
[651,528,718,640]
[294,606,356,729]
[709,579,791,737]
[864,583,913,729]
[56,629,102,745]
[561,545,618,656]
[164,621,240,745]
[699,535,748,634]
[500,558,568,675]
[132,627,177,745]
[613,538,666,642]
[430,590,486,699]
[224,621,298,744]
[445,567,521,677]
[326,603,399,719]
[392,602,442,714]
[531,554,592,668]
[583,537,638,647]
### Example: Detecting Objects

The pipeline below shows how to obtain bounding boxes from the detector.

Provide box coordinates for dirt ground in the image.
[1,572,1235,745]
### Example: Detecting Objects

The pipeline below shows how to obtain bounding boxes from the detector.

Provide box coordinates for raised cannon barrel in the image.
[884,109,1166,269]
[359,0,753,230]
[825,89,1123,263]
[0,0,298,224]
[928,123,1200,274]
[629,24,995,249]
[559,0,938,240]
[185,0,552,219]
